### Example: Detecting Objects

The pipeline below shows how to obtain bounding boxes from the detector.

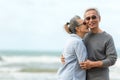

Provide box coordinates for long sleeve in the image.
[74,40,87,63]
[102,37,117,67]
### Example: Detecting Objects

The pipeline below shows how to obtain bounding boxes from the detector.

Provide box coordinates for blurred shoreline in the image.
[0,50,119,80]
[0,71,119,80]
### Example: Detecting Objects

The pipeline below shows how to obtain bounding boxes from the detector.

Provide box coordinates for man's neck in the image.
[91,27,103,33]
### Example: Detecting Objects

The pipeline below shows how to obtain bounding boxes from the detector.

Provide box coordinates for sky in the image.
[0,0,120,51]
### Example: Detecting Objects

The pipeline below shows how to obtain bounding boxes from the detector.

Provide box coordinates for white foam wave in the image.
[0,56,119,73]
[0,67,21,72]
[0,56,60,64]
[0,56,61,72]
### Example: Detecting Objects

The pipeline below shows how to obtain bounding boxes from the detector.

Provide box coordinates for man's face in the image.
[84,10,100,29]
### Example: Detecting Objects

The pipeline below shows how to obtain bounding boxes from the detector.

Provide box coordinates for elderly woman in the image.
[57,15,89,80]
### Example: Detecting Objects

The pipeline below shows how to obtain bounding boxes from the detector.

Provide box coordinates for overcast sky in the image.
[0,0,120,51]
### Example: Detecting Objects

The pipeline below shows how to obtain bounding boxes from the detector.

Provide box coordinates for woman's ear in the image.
[75,27,78,31]
[75,27,81,32]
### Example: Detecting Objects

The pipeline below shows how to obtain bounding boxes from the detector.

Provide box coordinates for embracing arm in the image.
[80,37,117,69]
[80,60,103,69]
[102,37,117,67]
[60,54,65,64]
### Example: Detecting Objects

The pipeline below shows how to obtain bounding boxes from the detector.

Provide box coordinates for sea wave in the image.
[0,56,60,63]
[0,56,61,72]
[0,56,119,73]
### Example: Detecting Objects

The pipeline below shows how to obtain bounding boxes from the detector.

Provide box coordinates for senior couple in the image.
[57,8,117,80]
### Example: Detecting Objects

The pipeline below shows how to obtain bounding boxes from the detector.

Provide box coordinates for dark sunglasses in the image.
[78,21,86,26]
[79,21,86,25]
[85,15,97,21]
[82,21,86,25]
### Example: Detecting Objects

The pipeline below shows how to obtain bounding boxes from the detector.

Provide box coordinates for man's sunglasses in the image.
[85,15,97,21]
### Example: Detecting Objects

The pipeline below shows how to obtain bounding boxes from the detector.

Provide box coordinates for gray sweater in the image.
[83,31,117,80]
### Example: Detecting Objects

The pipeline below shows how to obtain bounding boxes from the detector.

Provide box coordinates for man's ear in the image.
[99,16,101,22]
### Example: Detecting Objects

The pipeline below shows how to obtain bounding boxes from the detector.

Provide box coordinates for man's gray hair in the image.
[84,8,100,17]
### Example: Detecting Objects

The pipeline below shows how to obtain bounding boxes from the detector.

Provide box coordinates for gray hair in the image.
[84,8,100,17]
[67,15,81,34]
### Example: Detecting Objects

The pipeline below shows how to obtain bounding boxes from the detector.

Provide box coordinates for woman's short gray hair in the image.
[69,15,81,33]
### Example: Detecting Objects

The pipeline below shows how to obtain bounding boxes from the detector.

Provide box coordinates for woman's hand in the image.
[60,55,65,64]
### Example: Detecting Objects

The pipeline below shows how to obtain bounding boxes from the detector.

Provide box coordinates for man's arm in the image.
[80,60,103,69]
[80,37,117,69]
[102,37,117,67]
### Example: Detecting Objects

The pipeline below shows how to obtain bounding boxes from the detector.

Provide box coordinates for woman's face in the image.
[80,24,89,33]
[77,19,89,33]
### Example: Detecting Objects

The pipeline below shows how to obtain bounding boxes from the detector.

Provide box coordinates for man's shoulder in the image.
[103,31,112,38]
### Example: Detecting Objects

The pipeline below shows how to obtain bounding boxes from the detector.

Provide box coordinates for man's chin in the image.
[89,27,95,29]
[89,26,96,29]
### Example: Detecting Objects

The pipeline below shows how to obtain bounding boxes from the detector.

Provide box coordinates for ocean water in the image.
[0,50,120,80]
